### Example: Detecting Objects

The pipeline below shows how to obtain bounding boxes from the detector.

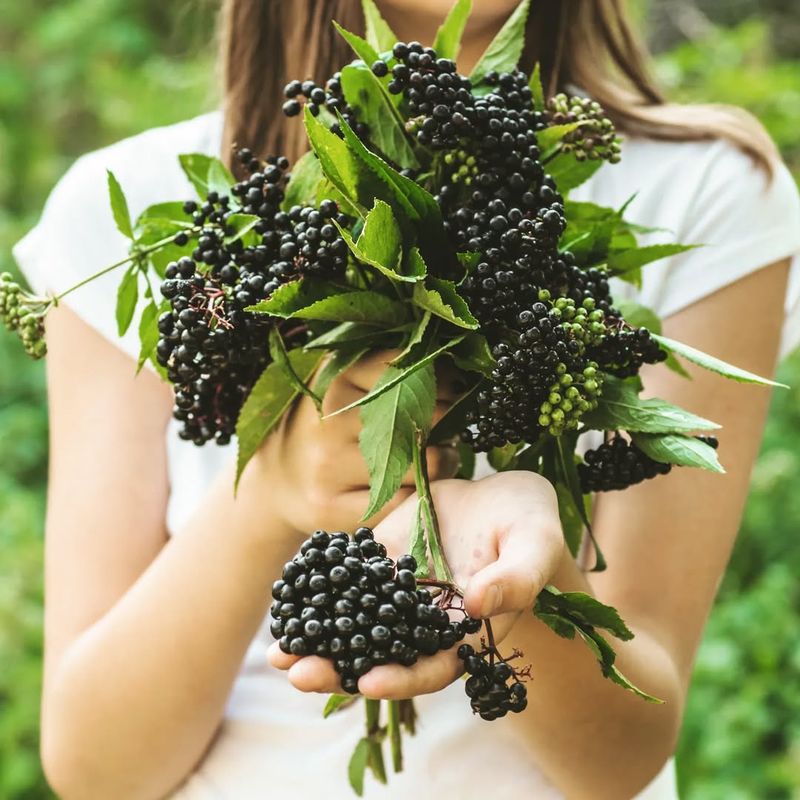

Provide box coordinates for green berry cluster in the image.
[538,361,603,436]
[0,273,47,359]
[546,93,622,164]
[443,148,479,186]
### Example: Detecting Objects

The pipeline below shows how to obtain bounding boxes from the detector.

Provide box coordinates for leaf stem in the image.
[412,429,455,584]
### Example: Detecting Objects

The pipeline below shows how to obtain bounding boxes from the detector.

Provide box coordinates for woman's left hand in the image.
[267,471,565,699]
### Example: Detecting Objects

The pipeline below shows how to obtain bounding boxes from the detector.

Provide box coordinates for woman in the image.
[13,1,800,798]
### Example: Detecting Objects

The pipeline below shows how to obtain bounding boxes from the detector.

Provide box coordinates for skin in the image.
[38,3,791,798]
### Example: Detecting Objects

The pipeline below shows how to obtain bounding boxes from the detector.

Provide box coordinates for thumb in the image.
[463,515,563,619]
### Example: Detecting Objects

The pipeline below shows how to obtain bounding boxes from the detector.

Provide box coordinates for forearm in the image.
[43,461,295,800]
[505,551,682,800]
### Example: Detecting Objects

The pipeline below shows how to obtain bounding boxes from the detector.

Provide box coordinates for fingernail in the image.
[481,584,503,617]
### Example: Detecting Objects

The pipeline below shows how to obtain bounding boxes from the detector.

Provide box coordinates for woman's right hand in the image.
[255,350,461,535]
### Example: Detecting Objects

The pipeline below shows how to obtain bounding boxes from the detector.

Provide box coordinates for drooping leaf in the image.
[136,300,160,373]
[412,278,479,329]
[361,0,398,53]
[547,152,603,194]
[360,363,436,520]
[283,151,325,210]
[631,432,725,473]
[537,586,634,639]
[470,0,531,86]
[582,375,720,433]
[324,336,464,418]
[235,350,325,486]
[323,693,357,718]
[107,170,133,239]
[115,266,138,336]
[269,329,322,410]
[348,738,371,796]
[652,334,787,388]
[433,0,472,61]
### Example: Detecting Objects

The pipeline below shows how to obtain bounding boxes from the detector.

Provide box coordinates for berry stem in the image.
[412,430,455,585]
[387,700,403,773]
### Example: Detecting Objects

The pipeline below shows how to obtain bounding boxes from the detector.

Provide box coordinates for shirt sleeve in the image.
[652,140,800,357]
[12,150,144,361]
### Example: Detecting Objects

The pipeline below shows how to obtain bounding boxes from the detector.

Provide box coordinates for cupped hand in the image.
[256,350,461,534]
[267,471,565,699]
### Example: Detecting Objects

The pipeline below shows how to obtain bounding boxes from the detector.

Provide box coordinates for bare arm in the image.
[41,311,456,799]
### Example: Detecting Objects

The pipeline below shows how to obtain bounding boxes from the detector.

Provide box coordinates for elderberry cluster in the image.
[578,435,672,493]
[0,273,47,359]
[156,148,349,445]
[270,527,481,695]
[590,323,667,378]
[457,643,528,720]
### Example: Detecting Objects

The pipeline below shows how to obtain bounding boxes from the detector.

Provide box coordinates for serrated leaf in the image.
[390,312,431,366]
[136,300,160,373]
[433,0,472,61]
[312,346,369,401]
[323,693,356,718]
[529,62,545,109]
[537,586,634,640]
[269,329,322,409]
[107,170,133,239]
[324,336,464,418]
[547,152,603,194]
[335,22,379,65]
[338,62,418,169]
[582,375,720,433]
[470,0,531,85]
[248,278,345,317]
[179,153,233,199]
[608,243,698,275]
[652,334,786,388]
[348,738,371,796]
[631,432,725,473]
[235,350,324,487]
[283,151,324,210]
[115,266,138,336]
[305,320,408,350]
[360,363,436,520]
[298,292,408,326]
[413,278,478,329]
[361,0,398,53]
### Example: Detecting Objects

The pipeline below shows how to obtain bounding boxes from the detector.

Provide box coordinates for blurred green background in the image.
[0,1,798,797]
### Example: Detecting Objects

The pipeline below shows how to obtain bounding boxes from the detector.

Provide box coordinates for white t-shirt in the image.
[13,111,800,800]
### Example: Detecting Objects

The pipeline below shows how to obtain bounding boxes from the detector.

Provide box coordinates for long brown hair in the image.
[220,0,776,172]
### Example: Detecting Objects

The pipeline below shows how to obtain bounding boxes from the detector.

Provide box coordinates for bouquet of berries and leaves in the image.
[2,0,784,793]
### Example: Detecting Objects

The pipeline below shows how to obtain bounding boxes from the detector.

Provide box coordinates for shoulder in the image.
[46,111,224,216]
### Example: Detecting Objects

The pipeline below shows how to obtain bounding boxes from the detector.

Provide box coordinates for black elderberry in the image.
[578,435,672,493]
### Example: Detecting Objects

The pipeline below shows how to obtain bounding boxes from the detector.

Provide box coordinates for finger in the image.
[267,641,301,671]
[464,514,563,619]
[287,656,343,694]
[357,649,464,700]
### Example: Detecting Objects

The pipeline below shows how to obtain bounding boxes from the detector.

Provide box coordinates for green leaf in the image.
[449,333,495,377]
[631,432,725,473]
[537,122,583,154]
[179,153,234,199]
[107,170,133,239]
[433,0,472,61]
[115,266,138,336]
[410,499,430,576]
[582,375,720,433]
[470,0,531,85]
[455,441,476,479]
[390,312,431,366]
[323,693,356,718]
[248,279,346,317]
[324,336,464,418]
[134,201,193,231]
[608,243,698,275]
[529,62,545,109]
[615,302,689,378]
[555,483,584,558]
[652,334,787,388]
[413,278,479,329]
[283,152,325,210]
[348,738,371,796]
[269,329,322,410]
[305,320,407,350]
[361,0,398,53]
[488,442,521,471]
[547,152,603,194]
[223,213,261,245]
[367,739,388,784]
[360,363,436,520]
[429,381,480,444]
[312,346,369,401]
[136,300,160,373]
[235,350,324,487]
[334,23,379,65]
[338,61,418,168]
